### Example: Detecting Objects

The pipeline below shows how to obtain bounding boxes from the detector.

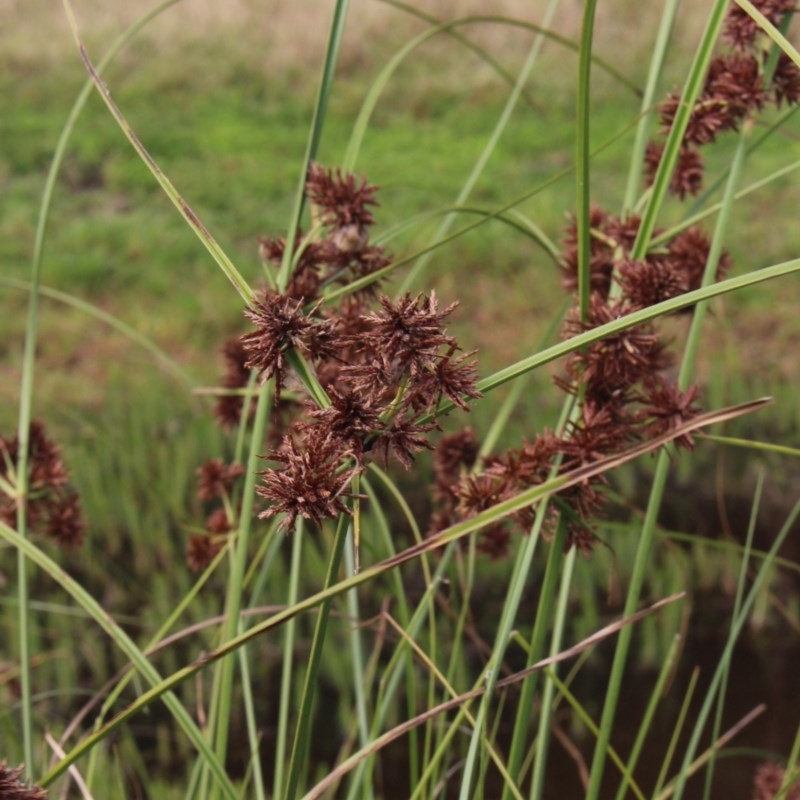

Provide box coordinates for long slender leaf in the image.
[0,521,239,800]
[60,0,254,305]
[31,395,767,788]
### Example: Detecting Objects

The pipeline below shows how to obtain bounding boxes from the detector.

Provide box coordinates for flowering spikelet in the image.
[358,292,458,368]
[617,258,689,307]
[199,165,482,561]
[0,422,84,547]
[772,53,800,107]
[637,379,702,451]
[647,0,800,199]
[432,429,479,498]
[752,761,800,800]
[644,143,704,201]
[0,762,48,800]
[214,337,253,430]
[196,459,245,501]
[306,162,379,231]
[667,226,731,291]
[724,0,794,51]
[563,296,667,394]
[257,434,362,531]
[241,290,316,390]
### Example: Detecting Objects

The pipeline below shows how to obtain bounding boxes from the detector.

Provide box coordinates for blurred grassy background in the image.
[3,0,799,436]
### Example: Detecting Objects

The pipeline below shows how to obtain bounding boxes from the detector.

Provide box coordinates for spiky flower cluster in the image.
[257,163,391,304]
[0,422,84,547]
[560,208,731,306]
[431,338,701,558]
[201,164,480,544]
[752,762,800,800]
[646,0,800,198]
[186,459,244,571]
[430,211,718,555]
[0,762,47,800]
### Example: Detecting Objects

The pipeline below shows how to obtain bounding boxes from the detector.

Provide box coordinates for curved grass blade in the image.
[378,0,544,112]
[324,109,646,303]
[31,396,769,787]
[344,13,641,170]
[630,0,730,261]
[654,705,767,800]
[650,150,800,248]
[623,0,681,210]
[1,278,195,388]
[699,433,800,458]
[276,0,350,291]
[407,258,800,424]
[302,594,684,800]
[575,0,599,321]
[732,0,800,67]
[14,0,184,774]
[61,0,254,305]
[0,521,240,800]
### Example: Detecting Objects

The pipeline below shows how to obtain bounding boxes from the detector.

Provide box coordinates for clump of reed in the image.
[3,1,800,799]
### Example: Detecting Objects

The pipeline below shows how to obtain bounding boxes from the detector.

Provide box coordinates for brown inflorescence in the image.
[196,459,245,501]
[646,0,799,198]
[724,0,795,51]
[199,164,482,542]
[186,458,244,571]
[0,422,84,547]
[213,337,255,430]
[256,434,362,531]
[752,761,800,800]
[0,762,48,800]
[430,195,723,553]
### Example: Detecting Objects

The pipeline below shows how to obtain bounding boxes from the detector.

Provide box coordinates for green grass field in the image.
[3,0,800,435]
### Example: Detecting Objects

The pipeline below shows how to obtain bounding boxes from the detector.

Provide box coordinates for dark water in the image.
[348,590,800,800]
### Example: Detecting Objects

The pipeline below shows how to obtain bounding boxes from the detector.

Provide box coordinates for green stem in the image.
[501,514,566,798]
[14,0,183,777]
[585,44,748,797]
[344,516,370,746]
[702,471,763,799]
[277,0,351,291]
[273,517,305,800]
[613,635,682,800]
[33,403,768,788]
[284,512,352,800]
[529,526,573,800]
[631,0,730,260]
[206,379,272,800]
[576,0,598,322]
[622,0,681,210]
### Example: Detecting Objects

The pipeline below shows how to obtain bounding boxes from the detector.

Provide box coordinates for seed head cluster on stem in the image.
[646,0,800,198]
[197,1,797,564]
[423,0,799,557]
[0,762,47,800]
[0,422,84,548]
[193,163,481,563]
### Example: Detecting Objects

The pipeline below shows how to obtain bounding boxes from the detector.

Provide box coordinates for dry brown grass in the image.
[3,0,714,75]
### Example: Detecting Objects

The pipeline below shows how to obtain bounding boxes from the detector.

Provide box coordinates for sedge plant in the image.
[2,1,800,800]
